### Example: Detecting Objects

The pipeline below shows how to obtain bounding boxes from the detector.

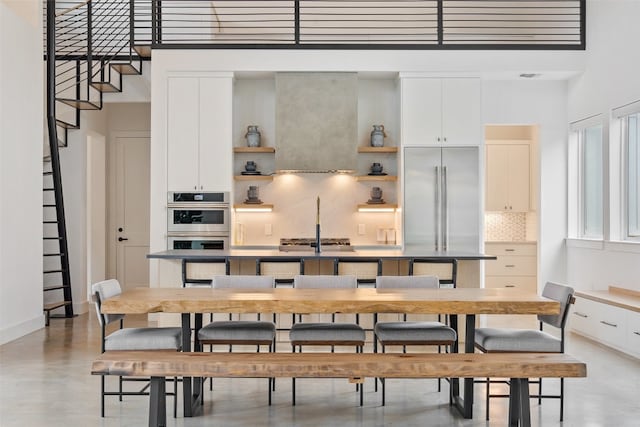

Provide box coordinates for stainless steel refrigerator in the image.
[404,147,480,252]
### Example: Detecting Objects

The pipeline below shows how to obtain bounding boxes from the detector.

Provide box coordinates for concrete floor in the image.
[1,313,639,426]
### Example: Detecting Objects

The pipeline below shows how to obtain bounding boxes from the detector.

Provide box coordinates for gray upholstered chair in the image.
[92,279,182,418]
[289,274,365,406]
[373,275,457,405]
[196,275,277,403]
[474,281,575,421]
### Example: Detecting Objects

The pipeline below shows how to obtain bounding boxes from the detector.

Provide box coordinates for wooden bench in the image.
[92,351,586,427]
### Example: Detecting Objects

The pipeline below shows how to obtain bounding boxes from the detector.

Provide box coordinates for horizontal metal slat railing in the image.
[144,0,584,50]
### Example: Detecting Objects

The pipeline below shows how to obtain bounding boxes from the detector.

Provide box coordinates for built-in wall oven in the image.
[167,192,230,250]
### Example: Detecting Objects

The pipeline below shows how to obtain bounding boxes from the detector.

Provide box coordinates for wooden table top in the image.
[92,351,586,379]
[100,287,559,315]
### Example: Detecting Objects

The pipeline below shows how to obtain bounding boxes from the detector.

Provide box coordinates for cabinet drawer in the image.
[485,243,536,256]
[570,297,598,337]
[626,310,640,357]
[485,276,537,293]
[594,303,627,348]
[485,255,536,276]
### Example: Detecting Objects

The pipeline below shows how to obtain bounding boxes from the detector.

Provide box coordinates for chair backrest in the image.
[409,258,457,288]
[211,275,275,289]
[293,275,357,289]
[257,258,303,284]
[91,279,125,327]
[335,258,381,284]
[183,259,229,287]
[537,281,575,329]
[376,275,439,289]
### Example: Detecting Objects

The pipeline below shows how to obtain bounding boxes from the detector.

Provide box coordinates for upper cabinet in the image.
[167,75,233,191]
[400,77,481,146]
[485,143,531,212]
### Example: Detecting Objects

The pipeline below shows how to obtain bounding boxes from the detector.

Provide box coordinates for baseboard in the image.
[0,314,45,346]
[73,300,89,315]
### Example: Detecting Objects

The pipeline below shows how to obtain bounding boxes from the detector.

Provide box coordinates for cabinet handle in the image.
[600,320,617,328]
[509,206,513,210]
[437,137,441,142]
[504,249,515,252]
[634,331,640,336]
[504,205,508,210]
[504,264,515,268]
[574,312,588,318]
[505,285,515,288]
[443,137,447,142]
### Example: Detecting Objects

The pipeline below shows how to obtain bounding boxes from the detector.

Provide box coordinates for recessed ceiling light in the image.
[519,73,540,79]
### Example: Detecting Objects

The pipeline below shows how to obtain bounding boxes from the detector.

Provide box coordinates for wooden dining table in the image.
[100,287,560,419]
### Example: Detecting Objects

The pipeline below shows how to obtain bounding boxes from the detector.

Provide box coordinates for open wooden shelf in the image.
[234,175,274,181]
[356,175,398,182]
[357,203,397,211]
[233,147,276,153]
[357,146,398,153]
[234,203,274,211]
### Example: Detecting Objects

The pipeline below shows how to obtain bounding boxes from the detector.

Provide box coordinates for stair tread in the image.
[133,45,151,58]
[57,98,101,110]
[55,119,79,130]
[43,253,63,256]
[110,63,142,75]
[43,171,53,176]
[44,301,71,311]
[90,82,121,93]
[43,221,58,224]
[43,237,62,240]
[44,269,65,274]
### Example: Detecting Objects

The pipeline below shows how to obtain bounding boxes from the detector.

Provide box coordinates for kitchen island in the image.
[147,248,496,261]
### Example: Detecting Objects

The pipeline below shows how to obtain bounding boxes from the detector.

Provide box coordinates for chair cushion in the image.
[198,321,275,342]
[475,327,561,352]
[104,327,182,351]
[375,321,457,343]
[290,323,365,343]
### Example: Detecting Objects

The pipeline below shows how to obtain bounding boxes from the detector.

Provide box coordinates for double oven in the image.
[167,191,230,250]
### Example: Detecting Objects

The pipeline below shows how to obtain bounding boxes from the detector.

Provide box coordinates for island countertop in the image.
[147,248,497,261]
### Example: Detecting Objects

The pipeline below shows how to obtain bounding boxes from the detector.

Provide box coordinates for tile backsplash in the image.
[485,212,535,241]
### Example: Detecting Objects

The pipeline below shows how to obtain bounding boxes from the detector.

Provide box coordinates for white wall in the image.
[483,80,569,289]
[566,0,640,292]
[0,0,45,344]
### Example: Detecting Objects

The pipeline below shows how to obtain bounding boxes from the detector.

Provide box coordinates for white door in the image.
[115,136,150,290]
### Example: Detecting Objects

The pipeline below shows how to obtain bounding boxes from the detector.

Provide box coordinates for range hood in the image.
[275,72,358,173]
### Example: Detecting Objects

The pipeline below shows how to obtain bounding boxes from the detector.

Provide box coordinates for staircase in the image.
[43,0,150,324]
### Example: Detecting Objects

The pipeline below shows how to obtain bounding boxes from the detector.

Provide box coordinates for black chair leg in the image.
[174,377,178,417]
[560,378,565,422]
[486,377,490,421]
[119,376,123,401]
[100,376,105,417]
[539,377,542,404]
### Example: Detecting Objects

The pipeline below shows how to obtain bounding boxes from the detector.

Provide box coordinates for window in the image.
[624,112,640,239]
[574,123,604,239]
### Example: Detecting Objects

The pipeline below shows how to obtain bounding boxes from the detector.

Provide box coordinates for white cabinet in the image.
[401,77,481,146]
[484,242,537,292]
[485,143,531,212]
[167,76,233,191]
[571,295,640,358]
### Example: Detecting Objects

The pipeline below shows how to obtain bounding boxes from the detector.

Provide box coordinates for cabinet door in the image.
[507,144,530,212]
[199,77,233,191]
[401,78,442,146]
[442,78,481,145]
[167,77,200,191]
[626,310,640,357]
[485,145,509,211]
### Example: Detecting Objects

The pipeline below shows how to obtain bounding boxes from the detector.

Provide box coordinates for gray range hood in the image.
[275,72,357,173]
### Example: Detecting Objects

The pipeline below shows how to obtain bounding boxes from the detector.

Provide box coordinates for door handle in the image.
[118,237,129,242]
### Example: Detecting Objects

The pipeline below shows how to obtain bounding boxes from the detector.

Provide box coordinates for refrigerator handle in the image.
[443,166,448,251]
[435,165,441,251]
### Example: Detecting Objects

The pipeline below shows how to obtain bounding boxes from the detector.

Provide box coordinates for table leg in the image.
[181,313,193,417]
[193,314,203,402]
[451,314,475,419]
[149,376,166,427]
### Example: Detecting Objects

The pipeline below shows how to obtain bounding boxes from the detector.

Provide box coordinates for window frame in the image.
[621,109,640,242]
[570,116,605,240]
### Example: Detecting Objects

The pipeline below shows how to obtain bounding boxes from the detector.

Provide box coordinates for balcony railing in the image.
[140,0,585,50]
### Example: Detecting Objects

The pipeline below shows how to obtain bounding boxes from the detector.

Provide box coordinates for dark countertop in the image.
[147,248,496,261]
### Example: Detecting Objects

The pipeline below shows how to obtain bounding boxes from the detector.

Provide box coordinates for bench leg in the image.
[149,376,166,427]
[508,378,531,427]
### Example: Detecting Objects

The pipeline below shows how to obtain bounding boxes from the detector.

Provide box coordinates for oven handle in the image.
[167,232,230,238]
[167,203,230,209]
